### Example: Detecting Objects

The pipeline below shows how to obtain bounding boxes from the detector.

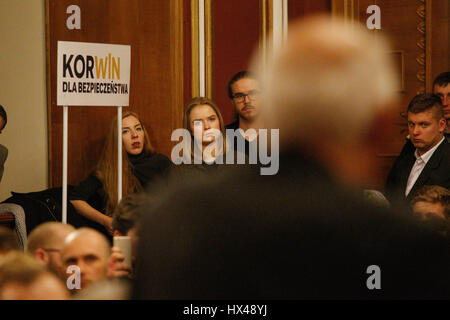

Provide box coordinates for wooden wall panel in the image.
[46,0,184,187]
[211,0,261,126]
[430,0,450,82]
[183,0,192,106]
[288,0,331,20]
[211,0,331,126]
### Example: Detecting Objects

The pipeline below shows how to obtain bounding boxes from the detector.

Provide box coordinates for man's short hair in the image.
[411,185,450,218]
[112,193,143,235]
[0,105,7,130]
[433,72,450,88]
[0,252,46,290]
[0,226,19,254]
[26,222,75,254]
[227,70,256,99]
[407,94,444,119]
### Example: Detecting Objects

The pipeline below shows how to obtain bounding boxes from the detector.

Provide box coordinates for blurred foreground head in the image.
[253,15,397,185]
[0,252,69,300]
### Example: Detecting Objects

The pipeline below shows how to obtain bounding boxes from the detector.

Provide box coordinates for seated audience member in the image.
[112,193,144,263]
[0,226,19,257]
[433,72,450,138]
[0,252,70,300]
[385,94,449,209]
[134,16,450,299]
[397,72,450,157]
[0,104,8,182]
[70,112,171,235]
[26,222,75,278]
[411,185,450,221]
[61,228,130,293]
[171,97,237,176]
[225,71,262,157]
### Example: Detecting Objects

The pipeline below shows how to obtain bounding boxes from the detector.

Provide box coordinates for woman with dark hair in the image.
[70,111,171,234]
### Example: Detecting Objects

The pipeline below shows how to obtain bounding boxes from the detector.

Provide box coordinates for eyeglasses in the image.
[232,90,260,103]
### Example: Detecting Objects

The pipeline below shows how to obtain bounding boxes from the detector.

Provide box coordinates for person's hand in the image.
[102,215,113,235]
[107,246,132,278]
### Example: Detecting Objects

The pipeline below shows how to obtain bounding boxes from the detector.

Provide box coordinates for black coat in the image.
[385,139,450,208]
[134,151,450,299]
[2,187,106,235]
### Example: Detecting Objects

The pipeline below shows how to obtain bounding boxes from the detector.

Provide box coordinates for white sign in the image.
[57,41,130,106]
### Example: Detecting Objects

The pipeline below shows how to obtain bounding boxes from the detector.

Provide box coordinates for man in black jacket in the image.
[385,94,449,208]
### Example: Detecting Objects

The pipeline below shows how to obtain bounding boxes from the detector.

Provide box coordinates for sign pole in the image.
[118,106,122,204]
[62,106,68,224]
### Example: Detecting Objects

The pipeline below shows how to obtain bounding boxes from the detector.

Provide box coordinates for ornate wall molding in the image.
[416,0,432,93]
[416,0,426,94]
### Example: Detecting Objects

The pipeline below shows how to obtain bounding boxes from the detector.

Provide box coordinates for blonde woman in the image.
[181,97,227,164]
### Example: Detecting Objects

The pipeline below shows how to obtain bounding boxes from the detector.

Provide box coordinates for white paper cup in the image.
[113,236,132,266]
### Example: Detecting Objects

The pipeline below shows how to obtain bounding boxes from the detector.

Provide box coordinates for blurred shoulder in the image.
[0,144,8,161]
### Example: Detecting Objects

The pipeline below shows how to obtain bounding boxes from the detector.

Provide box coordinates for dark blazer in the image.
[385,138,450,207]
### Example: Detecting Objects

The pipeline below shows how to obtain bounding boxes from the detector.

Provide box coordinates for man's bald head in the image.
[61,228,111,290]
[63,228,111,258]
[26,222,75,277]
[27,222,75,254]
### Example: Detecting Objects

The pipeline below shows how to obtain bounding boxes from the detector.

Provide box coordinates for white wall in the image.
[0,0,48,201]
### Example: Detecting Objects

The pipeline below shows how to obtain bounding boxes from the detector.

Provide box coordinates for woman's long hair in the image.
[182,97,227,162]
[95,111,154,215]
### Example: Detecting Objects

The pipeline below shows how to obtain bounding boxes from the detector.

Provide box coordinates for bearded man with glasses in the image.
[225,71,262,158]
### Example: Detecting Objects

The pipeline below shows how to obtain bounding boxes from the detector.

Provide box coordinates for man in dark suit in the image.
[134,16,450,299]
[385,94,449,208]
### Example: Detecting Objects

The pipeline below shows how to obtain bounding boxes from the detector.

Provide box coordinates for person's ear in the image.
[34,248,49,265]
[439,118,446,132]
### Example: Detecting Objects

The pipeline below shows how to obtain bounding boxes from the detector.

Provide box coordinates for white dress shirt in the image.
[405,137,445,197]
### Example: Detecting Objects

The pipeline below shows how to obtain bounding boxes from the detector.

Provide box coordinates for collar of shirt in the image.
[414,136,445,164]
